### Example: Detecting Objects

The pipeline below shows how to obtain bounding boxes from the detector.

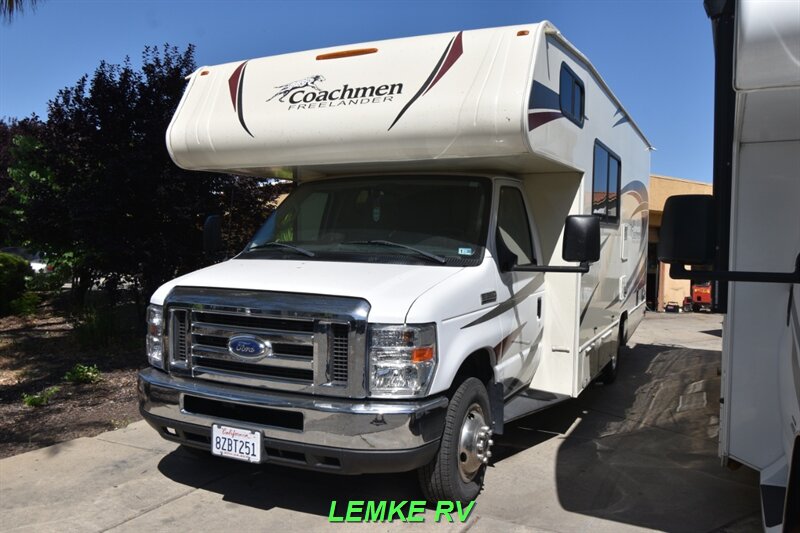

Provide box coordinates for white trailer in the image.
[660,1,800,529]
[139,22,651,501]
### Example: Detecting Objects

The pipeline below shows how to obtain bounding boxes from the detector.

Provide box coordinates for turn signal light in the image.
[411,347,434,363]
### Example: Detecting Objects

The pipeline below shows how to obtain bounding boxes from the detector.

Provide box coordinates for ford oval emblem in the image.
[228,335,270,359]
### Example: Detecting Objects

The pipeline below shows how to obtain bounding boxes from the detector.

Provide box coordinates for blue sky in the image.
[0,0,714,181]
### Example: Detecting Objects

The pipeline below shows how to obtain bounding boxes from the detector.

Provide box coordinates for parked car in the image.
[0,247,49,273]
[664,301,681,313]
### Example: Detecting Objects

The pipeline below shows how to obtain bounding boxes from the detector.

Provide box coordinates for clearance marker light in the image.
[317,48,378,60]
[200,70,210,76]
[517,30,530,36]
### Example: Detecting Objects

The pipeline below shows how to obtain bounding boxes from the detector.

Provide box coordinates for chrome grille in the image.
[169,309,189,364]
[164,287,369,398]
[330,324,349,384]
[188,310,316,389]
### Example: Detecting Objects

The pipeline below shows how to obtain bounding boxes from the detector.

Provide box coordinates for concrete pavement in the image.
[0,312,760,532]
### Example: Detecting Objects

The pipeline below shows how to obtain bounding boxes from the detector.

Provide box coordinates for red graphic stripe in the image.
[228,62,247,112]
[528,111,562,131]
[388,31,464,131]
[424,31,463,95]
[235,62,254,138]
[226,61,254,137]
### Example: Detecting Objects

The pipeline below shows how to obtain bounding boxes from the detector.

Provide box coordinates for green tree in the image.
[0,118,46,246]
[4,44,283,307]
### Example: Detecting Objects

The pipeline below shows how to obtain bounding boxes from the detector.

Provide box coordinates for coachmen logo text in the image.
[267,75,404,111]
[226,31,464,135]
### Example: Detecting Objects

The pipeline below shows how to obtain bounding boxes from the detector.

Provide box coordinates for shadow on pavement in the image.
[157,448,422,516]
[494,342,760,532]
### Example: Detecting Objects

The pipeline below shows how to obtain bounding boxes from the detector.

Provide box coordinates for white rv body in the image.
[140,22,650,499]
[716,0,800,528]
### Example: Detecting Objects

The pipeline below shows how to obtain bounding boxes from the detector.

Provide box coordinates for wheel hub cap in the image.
[457,403,493,482]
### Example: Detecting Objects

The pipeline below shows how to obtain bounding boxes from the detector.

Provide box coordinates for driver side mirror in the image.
[510,214,600,274]
[658,194,799,285]
[658,195,715,265]
[562,215,600,263]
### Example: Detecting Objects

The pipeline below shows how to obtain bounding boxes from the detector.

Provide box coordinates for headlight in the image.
[368,323,436,398]
[146,304,164,369]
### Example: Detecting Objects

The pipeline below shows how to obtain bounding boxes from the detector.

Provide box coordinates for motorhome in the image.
[659,1,799,529]
[138,22,651,501]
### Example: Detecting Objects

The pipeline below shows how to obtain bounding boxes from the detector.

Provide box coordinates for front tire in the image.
[417,377,492,503]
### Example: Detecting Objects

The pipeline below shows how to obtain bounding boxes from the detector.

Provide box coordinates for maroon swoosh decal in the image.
[424,31,463,95]
[388,31,463,131]
[227,61,254,138]
[228,62,246,112]
[528,111,562,131]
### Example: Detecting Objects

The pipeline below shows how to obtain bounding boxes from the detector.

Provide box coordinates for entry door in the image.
[493,181,545,397]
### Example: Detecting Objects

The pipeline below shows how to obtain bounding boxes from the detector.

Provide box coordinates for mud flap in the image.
[489,381,504,435]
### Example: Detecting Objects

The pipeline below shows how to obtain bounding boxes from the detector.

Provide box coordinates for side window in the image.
[559,63,585,127]
[497,187,535,265]
[592,141,621,223]
[592,144,608,217]
[607,156,620,220]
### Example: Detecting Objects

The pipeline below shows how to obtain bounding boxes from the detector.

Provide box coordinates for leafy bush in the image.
[9,291,40,316]
[64,363,102,384]
[22,386,60,407]
[27,270,68,292]
[0,252,32,315]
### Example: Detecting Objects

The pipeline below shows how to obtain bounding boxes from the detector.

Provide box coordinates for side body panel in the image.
[719,0,800,490]
[721,94,800,471]
[525,33,650,395]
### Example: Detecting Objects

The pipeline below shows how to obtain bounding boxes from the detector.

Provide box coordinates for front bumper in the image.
[138,367,447,474]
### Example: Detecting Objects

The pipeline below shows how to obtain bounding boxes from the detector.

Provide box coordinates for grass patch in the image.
[9,291,40,316]
[22,386,61,407]
[64,363,102,384]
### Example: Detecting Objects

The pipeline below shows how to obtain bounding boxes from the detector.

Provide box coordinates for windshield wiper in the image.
[343,240,446,264]
[248,241,315,257]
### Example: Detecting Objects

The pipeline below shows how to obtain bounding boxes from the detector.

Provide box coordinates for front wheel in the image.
[417,377,493,503]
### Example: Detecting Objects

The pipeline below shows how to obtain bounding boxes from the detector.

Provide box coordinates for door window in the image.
[497,187,535,266]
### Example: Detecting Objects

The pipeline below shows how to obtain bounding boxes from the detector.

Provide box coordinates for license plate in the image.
[211,424,262,463]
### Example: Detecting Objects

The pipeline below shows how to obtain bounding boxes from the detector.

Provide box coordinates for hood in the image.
[151,258,464,323]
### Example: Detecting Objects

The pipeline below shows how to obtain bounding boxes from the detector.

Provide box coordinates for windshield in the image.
[242,176,492,266]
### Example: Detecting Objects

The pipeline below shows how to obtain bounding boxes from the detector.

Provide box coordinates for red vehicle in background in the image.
[691,282,712,312]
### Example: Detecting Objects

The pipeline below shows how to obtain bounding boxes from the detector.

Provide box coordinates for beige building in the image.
[647,175,713,311]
